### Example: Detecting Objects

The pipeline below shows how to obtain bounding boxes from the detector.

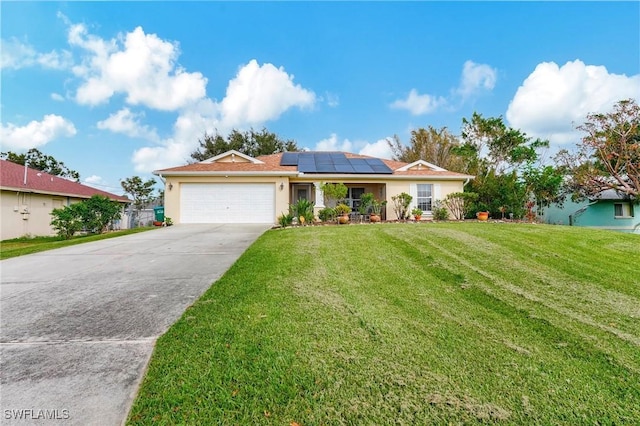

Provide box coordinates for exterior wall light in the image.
[168,183,173,191]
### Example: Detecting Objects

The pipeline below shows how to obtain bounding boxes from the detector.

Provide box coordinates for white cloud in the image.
[324,92,340,108]
[68,25,207,110]
[97,108,159,142]
[0,37,72,70]
[51,93,65,102]
[131,61,317,172]
[311,134,393,159]
[314,133,353,152]
[220,59,316,128]
[358,138,393,160]
[456,60,497,99]
[0,115,77,150]
[391,61,497,115]
[506,60,640,145]
[132,140,194,173]
[84,175,104,184]
[390,89,446,115]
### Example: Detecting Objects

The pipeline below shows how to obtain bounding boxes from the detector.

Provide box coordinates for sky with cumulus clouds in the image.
[1,2,638,195]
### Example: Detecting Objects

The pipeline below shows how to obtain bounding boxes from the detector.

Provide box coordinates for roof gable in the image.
[394,160,447,172]
[199,150,264,164]
[0,160,129,202]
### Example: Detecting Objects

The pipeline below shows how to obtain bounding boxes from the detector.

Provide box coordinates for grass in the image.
[0,227,155,260]
[127,223,640,425]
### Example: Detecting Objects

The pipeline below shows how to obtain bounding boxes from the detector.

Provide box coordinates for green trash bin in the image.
[154,206,165,222]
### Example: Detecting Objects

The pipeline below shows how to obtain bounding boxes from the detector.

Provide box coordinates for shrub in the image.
[50,203,85,239]
[443,192,478,220]
[277,212,294,227]
[391,192,412,220]
[290,199,315,224]
[318,207,336,222]
[335,203,351,216]
[432,200,450,221]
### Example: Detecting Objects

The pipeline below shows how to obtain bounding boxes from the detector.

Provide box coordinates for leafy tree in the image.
[387,126,467,172]
[81,195,122,234]
[121,176,156,226]
[191,128,298,161]
[321,182,348,207]
[1,148,80,182]
[556,99,640,201]
[460,113,549,176]
[521,164,566,215]
[458,113,550,218]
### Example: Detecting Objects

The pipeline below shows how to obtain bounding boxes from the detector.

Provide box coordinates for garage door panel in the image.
[180,183,275,223]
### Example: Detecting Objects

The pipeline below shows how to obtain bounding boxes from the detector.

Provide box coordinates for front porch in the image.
[289,182,388,221]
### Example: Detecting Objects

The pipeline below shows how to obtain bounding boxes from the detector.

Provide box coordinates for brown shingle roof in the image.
[155,151,473,179]
[0,160,129,202]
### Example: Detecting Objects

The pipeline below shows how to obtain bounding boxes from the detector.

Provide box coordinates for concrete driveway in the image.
[0,224,270,425]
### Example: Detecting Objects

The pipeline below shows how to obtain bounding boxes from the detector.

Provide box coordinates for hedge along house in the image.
[155,150,474,224]
[0,159,130,240]
[542,189,639,234]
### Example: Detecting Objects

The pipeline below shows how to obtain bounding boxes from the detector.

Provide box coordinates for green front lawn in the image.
[128,223,640,424]
[0,227,155,260]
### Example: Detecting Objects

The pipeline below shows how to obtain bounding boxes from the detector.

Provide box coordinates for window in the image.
[417,184,433,212]
[347,187,365,210]
[614,203,634,218]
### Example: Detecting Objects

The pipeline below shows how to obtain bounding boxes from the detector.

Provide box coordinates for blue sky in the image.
[2,1,639,196]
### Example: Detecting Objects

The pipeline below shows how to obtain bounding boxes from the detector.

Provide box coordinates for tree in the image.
[387,126,467,172]
[121,176,156,226]
[1,148,80,182]
[320,182,348,208]
[460,113,548,176]
[191,128,298,161]
[81,195,122,234]
[458,113,550,218]
[556,99,640,201]
[521,164,566,215]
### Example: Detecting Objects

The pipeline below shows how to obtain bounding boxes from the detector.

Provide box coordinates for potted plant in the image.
[335,203,351,224]
[412,207,423,221]
[476,211,489,221]
[369,199,386,222]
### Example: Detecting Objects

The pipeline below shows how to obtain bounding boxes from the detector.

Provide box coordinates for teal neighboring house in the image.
[542,190,639,234]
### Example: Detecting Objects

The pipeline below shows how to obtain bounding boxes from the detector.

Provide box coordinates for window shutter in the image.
[409,183,417,209]
[433,184,441,202]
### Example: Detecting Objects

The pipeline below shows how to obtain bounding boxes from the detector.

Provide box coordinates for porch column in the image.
[314,182,325,208]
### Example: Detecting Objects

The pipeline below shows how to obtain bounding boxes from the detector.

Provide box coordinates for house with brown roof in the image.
[154,150,473,224]
[0,159,130,240]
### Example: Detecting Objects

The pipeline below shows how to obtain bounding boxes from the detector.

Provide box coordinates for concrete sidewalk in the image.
[0,224,270,425]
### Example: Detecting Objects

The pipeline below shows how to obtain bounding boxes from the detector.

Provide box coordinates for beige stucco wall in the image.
[162,175,467,224]
[384,179,465,220]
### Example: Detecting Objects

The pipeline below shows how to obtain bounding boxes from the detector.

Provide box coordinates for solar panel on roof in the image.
[298,154,316,172]
[366,159,393,174]
[280,152,300,166]
[335,163,354,173]
[315,153,333,164]
[316,164,336,173]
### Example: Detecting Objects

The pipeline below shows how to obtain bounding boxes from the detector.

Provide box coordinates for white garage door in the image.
[180,183,275,223]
